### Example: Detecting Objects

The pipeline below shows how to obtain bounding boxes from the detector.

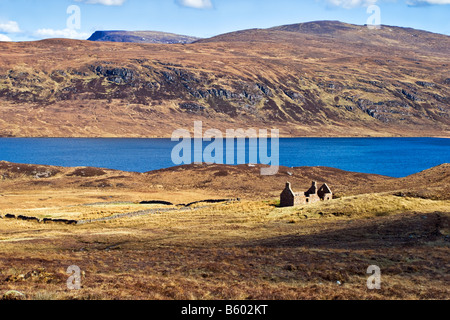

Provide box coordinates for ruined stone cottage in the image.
[280,181,332,207]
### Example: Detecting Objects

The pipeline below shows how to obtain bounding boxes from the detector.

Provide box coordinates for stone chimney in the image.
[305,181,318,196]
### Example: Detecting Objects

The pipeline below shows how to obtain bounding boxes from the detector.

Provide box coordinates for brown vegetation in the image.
[0,21,449,138]
[0,162,448,299]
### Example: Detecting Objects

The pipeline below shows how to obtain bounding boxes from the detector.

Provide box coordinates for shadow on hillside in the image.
[243,212,448,250]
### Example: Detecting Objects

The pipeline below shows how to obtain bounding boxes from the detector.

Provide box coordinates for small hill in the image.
[87,30,200,44]
[1,161,448,200]
[269,20,449,56]
[200,20,448,56]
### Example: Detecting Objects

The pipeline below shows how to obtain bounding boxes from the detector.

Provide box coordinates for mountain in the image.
[87,30,200,44]
[0,21,448,137]
[199,20,448,56]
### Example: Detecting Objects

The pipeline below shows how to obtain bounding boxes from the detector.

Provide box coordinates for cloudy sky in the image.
[0,0,449,41]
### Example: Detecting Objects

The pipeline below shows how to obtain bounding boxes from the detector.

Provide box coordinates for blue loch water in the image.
[0,137,448,178]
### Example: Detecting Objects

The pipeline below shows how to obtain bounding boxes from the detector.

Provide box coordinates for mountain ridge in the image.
[87,30,200,44]
[0,20,448,138]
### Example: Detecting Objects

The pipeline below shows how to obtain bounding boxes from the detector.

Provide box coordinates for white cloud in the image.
[176,0,213,9]
[0,21,21,33]
[325,0,379,8]
[35,28,90,40]
[75,0,126,5]
[0,34,12,42]
[325,0,450,7]
[407,0,450,5]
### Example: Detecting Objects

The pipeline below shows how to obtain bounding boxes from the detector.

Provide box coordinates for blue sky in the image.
[0,0,449,41]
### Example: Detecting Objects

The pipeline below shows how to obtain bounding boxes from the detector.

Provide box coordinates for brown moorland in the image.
[0,161,448,299]
[0,21,449,138]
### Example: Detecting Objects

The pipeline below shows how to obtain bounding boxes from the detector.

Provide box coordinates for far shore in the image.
[0,135,449,139]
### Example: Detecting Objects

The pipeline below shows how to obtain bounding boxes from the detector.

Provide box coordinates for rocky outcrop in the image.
[93,66,135,84]
[0,22,449,137]
[67,167,107,177]
[416,81,435,88]
[401,89,423,102]
[88,30,200,44]
[0,162,60,179]
[0,59,447,128]
[180,102,205,113]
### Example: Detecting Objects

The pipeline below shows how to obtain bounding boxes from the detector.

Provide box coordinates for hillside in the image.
[88,30,200,44]
[0,161,449,300]
[1,161,448,200]
[0,21,449,137]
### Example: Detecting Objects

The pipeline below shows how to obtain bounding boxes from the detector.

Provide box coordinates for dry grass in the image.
[0,194,448,300]
[0,163,448,300]
[274,193,450,222]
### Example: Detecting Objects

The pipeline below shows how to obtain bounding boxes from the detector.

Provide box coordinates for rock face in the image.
[0,21,448,137]
[88,31,200,44]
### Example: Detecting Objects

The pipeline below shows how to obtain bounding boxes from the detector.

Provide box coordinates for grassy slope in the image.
[0,162,448,300]
[0,21,449,137]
